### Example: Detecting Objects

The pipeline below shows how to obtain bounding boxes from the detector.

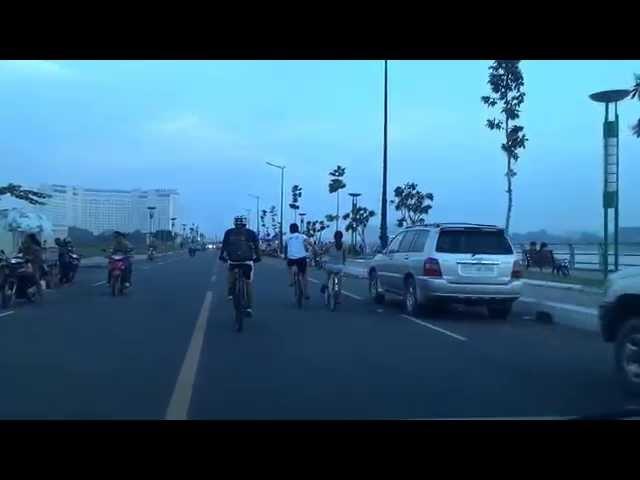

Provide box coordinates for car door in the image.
[388,230,418,293]
[377,232,405,292]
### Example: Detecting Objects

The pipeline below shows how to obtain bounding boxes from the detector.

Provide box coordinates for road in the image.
[0,250,636,419]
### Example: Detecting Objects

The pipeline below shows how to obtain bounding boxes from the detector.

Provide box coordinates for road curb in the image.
[522,279,603,294]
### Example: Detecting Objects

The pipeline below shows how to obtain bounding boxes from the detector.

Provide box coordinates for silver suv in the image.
[368,223,522,319]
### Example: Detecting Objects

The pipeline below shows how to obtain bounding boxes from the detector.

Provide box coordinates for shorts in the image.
[287,257,307,275]
[229,263,253,280]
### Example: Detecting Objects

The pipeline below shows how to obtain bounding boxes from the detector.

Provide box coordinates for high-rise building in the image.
[37,184,180,234]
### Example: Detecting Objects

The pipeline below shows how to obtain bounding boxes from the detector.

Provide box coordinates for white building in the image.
[36,184,180,235]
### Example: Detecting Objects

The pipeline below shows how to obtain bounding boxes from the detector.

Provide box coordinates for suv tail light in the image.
[423,257,442,278]
[511,260,523,279]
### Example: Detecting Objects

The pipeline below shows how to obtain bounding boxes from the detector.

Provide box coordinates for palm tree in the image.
[328,165,346,230]
[631,73,640,138]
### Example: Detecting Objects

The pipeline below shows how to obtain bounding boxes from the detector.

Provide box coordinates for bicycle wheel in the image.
[328,274,337,311]
[234,274,245,332]
[295,273,303,309]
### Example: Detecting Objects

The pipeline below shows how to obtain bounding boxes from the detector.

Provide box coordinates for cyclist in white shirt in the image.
[285,223,314,300]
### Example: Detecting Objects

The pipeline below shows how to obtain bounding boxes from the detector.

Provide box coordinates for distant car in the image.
[599,269,640,396]
[368,223,522,319]
[206,243,214,250]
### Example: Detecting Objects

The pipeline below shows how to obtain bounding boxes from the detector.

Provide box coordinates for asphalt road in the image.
[0,250,636,419]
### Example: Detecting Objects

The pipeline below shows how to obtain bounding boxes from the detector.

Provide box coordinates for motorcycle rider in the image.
[19,233,44,297]
[218,216,261,316]
[109,231,133,287]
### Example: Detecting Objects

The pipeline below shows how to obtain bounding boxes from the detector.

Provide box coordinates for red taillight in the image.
[423,257,442,277]
[511,260,523,279]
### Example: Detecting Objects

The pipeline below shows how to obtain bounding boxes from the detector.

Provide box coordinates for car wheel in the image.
[368,271,385,305]
[614,318,640,396]
[487,302,513,320]
[403,277,419,316]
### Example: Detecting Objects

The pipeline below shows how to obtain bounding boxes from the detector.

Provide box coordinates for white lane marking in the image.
[342,291,363,301]
[157,262,166,265]
[0,311,15,318]
[166,290,214,420]
[518,297,597,316]
[401,314,468,342]
[92,281,107,287]
[309,276,363,300]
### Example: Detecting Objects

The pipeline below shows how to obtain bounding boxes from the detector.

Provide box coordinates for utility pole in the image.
[379,60,389,250]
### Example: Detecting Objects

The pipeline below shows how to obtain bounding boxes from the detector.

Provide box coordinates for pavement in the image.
[0,250,636,420]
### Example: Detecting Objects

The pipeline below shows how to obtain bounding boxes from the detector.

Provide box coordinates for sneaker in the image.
[245,309,253,318]
[124,282,131,288]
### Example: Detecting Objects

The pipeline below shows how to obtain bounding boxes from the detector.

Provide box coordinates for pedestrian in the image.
[20,233,45,296]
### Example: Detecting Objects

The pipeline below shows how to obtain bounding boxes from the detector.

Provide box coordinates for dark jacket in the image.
[219,227,260,262]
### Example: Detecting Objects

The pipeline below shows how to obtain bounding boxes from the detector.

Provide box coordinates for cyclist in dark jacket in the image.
[218,216,261,315]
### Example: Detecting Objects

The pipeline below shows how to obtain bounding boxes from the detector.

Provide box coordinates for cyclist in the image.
[285,223,314,300]
[219,215,261,317]
[320,230,347,299]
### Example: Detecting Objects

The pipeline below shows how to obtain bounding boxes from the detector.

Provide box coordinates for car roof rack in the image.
[423,222,502,229]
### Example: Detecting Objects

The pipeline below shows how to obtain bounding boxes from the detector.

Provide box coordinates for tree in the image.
[481,60,528,234]
[390,182,433,228]
[260,209,269,237]
[342,206,376,253]
[269,205,280,238]
[630,73,640,138]
[153,229,174,243]
[0,183,50,205]
[289,184,302,223]
[328,165,346,230]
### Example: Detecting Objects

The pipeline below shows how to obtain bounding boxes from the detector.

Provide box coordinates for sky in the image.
[1,59,639,239]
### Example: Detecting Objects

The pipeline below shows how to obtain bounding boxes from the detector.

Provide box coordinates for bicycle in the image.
[324,270,342,312]
[291,264,305,309]
[229,260,253,332]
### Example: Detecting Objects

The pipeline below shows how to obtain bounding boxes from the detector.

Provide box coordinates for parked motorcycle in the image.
[0,250,41,308]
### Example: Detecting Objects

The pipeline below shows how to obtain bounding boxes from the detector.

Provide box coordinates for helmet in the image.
[234,216,247,227]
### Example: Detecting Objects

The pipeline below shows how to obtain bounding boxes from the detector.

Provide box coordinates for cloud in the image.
[0,60,70,77]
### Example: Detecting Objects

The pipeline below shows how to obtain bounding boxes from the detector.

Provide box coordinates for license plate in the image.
[460,264,496,275]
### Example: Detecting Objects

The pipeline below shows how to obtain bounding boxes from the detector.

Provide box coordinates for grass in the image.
[523,269,605,289]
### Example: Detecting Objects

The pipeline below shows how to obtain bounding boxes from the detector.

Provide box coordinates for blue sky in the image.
[1,60,639,238]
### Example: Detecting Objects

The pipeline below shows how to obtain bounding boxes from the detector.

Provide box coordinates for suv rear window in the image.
[435,229,513,255]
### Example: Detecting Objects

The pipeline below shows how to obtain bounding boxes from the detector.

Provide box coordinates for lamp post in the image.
[266,161,286,255]
[248,194,260,237]
[170,217,177,243]
[147,206,156,246]
[589,89,631,278]
[379,60,389,251]
[348,192,362,251]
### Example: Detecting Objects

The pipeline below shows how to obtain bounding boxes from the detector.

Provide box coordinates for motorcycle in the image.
[188,246,197,258]
[0,250,41,308]
[58,242,81,284]
[104,249,132,296]
[147,247,156,261]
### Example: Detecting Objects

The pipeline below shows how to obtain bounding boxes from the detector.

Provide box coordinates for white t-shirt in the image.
[286,233,308,260]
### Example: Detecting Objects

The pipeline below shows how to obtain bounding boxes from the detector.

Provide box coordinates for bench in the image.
[523,249,570,276]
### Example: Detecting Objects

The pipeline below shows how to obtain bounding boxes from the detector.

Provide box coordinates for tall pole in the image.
[614,101,620,272]
[249,194,260,237]
[379,60,389,250]
[267,162,286,255]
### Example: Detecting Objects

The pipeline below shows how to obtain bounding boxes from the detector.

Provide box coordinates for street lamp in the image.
[147,206,156,245]
[244,209,251,235]
[379,60,389,251]
[266,161,286,255]
[348,192,362,251]
[248,194,260,237]
[589,88,631,278]
[170,217,177,243]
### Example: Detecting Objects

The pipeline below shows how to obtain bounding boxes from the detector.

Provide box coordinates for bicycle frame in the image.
[229,260,253,331]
